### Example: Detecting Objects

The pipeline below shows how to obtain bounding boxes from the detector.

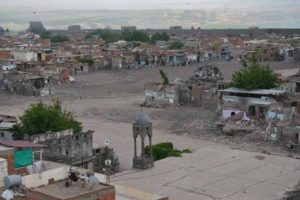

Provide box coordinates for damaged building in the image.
[218,87,287,120]
[217,87,287,135]
[0,114,17,141]
[144,82,178,108]
[189,63,223,85]
[0,71,54,96]
[266,103,300,144]
[27,129,119,173]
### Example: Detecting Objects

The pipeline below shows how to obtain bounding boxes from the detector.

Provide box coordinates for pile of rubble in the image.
[216,112,259,136]
[188,63,223,85]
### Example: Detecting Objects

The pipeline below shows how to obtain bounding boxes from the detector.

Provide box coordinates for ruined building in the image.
[189,63,223,85]
[28,129,119,173]
[144,82,178,107]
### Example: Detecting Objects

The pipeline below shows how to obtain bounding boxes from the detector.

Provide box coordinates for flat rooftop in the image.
[33,179,112,199]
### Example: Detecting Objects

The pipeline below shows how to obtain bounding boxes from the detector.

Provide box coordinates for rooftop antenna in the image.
[104,139,112,185]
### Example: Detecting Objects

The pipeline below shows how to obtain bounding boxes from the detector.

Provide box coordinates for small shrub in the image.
[181,149,192,153]
[145,142,191,161]
[167,150,182,157]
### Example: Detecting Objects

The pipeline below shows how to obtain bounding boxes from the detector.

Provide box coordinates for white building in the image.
[12,51,38,62]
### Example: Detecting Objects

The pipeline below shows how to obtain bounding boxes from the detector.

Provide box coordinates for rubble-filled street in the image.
[1,62,300,199]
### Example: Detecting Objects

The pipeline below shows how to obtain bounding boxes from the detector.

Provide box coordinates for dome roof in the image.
[135,112,151,124]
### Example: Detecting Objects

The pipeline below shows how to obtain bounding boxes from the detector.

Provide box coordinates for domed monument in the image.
[132,112,154,169]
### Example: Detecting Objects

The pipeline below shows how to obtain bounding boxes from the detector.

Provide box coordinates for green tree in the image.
[160,70,170,85]
[13,99,82,139]
[85,29,121,42]
[169,40,184,49]
[242,48,266,66]
[151,32,170,42]
[121,30,150,42]
[50,35,69,43]
[231,65,279,90]
[78,57,94,66]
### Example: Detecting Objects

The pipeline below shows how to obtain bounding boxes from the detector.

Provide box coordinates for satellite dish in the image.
[105,159,112,166]
[104,139,110,146]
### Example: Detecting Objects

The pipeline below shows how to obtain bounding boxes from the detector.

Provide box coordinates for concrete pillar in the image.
[141,136,145,156]
[134,137,137,158]
[149,136,152,158]
[255,106,260,120]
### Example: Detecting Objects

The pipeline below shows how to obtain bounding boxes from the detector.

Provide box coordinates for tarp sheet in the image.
[14,148,32,168]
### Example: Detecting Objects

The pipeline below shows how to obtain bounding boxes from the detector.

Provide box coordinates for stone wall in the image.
[29,130,94,170]
[0,158,8,188]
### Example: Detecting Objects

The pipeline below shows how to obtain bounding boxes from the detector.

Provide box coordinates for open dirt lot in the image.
[1,60,300,199]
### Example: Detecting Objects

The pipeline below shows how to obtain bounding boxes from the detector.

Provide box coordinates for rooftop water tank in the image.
[4,175,22,189]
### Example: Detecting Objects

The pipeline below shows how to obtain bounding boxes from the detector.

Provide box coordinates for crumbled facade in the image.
[144,82,178,108]
[27,130,119,173]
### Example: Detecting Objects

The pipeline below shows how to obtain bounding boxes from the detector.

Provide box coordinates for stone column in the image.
[134,137,137,158]
[141,136,145,156]
[149,136,152,158]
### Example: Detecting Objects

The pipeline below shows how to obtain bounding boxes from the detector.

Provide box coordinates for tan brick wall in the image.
[0,153,28,175]
[99,192,115,200]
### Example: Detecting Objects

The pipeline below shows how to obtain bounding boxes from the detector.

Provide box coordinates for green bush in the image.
[181,149,192,153]
[50,34,69,43]
[231,65,279,90]
[151,32,169,42]
[13,99,82,139]
[169,40,184,49]
[167,149,182,157]
[85,29,150,43]
[145,142,191,161]
[78,57,94,66]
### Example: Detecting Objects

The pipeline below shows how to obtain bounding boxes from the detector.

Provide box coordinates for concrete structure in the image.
[0,141,46,176]
[26,179,115,200]
[28,130,94,171]
[0,157,8,188]
[219,87,286,120]
[17,162,168,200]
[93,146,120,174]
[189,63,223,84]
[29,21,45,32]
[0,27,4,36]
[285,47,300,63]
[0,114,17,141]
[144,82,178,107]
[12,51,38,62]
[132,112,154,169]
[113,145,300,200]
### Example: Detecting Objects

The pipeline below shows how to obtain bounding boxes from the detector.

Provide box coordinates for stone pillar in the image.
[141,136,145,156]
[255,106,260,120]
[149,136,152,158]
[134,137,137,158]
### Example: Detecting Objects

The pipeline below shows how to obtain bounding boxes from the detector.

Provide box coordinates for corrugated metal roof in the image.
[223,95,276,106]
[219,87,286,95]
[0,122,15,129]
[0,140,47,148]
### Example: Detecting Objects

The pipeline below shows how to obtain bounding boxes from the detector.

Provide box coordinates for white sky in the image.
[1,0,298,10]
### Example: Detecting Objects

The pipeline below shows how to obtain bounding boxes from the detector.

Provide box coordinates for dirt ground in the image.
[1,60,300,169]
